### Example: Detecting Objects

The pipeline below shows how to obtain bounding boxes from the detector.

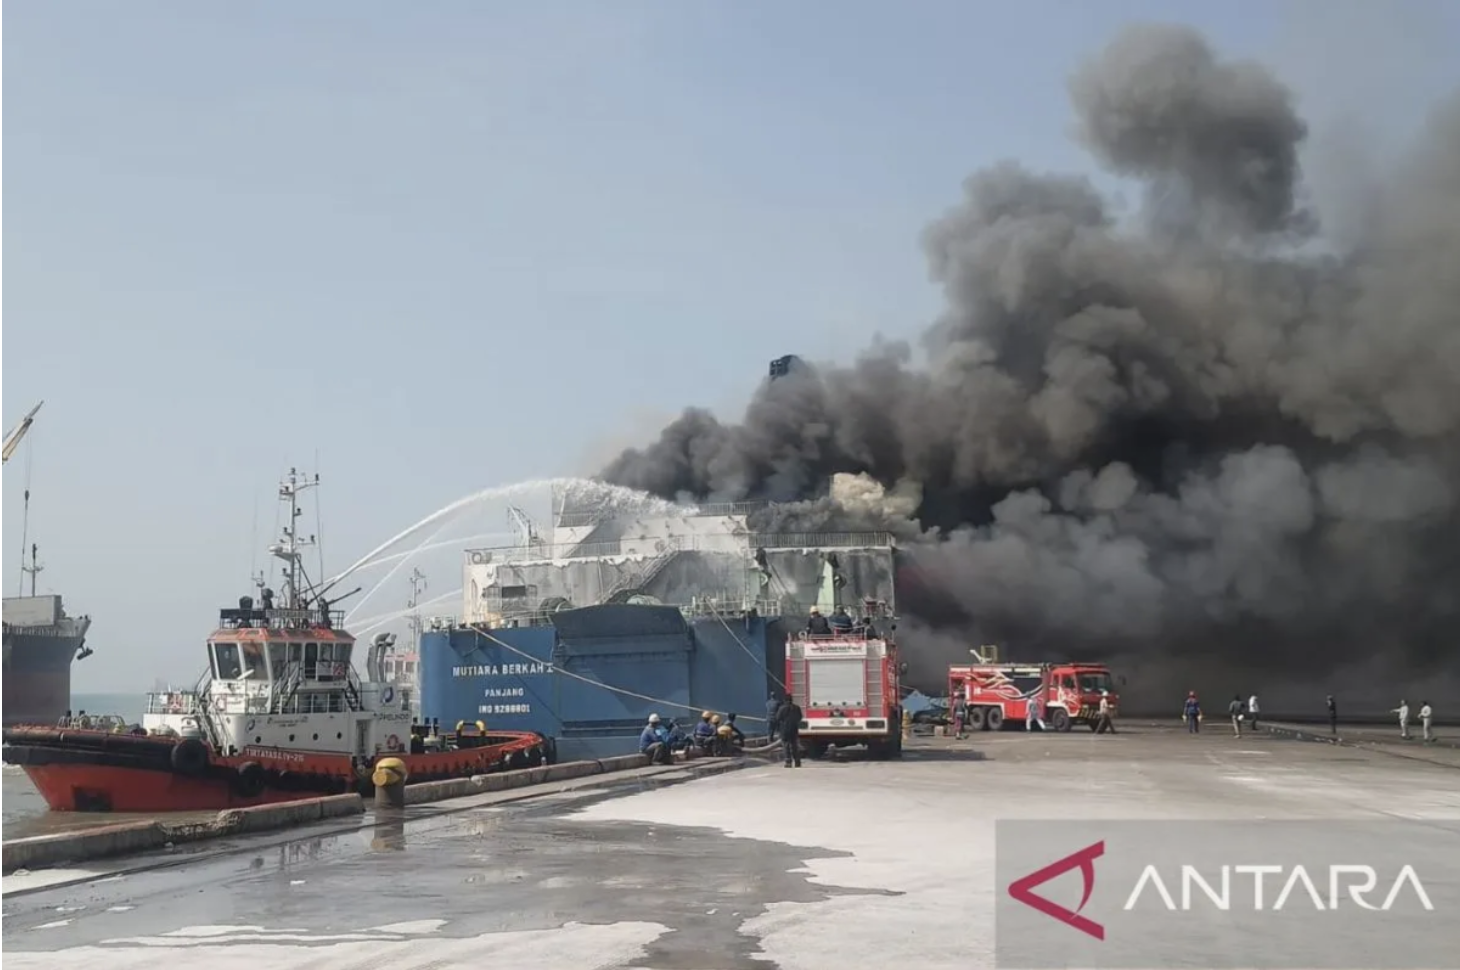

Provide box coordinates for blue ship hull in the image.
[420,604,786,762]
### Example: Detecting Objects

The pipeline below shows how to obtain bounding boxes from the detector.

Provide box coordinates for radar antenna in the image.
[268,467,321,610]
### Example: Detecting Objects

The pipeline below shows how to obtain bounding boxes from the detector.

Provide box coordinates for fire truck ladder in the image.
[865,655,884,721]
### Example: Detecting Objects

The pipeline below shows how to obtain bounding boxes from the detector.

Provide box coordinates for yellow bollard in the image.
[372,756,409,810]
[901,709,912,741]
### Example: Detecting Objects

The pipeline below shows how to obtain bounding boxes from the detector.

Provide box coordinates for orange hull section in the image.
[23,763,323,812]
[4,727,549,813]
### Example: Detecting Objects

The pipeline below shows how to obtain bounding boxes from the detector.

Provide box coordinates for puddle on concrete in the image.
[7,762,892,969]
[332,810,897,970]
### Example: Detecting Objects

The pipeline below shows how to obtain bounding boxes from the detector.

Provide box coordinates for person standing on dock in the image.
[778,697,804,768]
[1247,693,1260,730]
[1418,701,1433,743]
[766,694,782,743]
[1393,699,1411,740]
[1183,692,1201,733]
[1327,695,1338,734]
[1095,690,1116,734]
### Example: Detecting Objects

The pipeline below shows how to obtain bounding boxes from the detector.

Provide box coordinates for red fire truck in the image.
[786,628,905,759]
[947,660,1118,732]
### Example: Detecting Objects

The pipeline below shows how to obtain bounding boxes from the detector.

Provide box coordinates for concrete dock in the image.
[5,726,1460,970]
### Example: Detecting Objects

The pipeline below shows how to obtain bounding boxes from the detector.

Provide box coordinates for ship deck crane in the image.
[2,401,44,465]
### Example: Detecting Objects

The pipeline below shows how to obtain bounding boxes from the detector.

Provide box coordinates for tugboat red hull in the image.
[20,762,324,812]
[1,725,553,814]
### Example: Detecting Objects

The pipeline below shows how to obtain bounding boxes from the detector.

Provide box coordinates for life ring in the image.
[171,738,210,776]
[232,761,267,799]
[385,734,402,752]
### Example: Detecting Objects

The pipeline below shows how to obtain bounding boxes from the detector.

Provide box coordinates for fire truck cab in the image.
[948,656,1117,732]
[785,623,905,759]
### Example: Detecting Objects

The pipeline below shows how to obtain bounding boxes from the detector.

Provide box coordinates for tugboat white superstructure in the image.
[3,469,551,813]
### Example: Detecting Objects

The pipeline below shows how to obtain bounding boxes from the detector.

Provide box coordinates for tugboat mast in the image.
[268,467,320,611]
[406,567,427,656]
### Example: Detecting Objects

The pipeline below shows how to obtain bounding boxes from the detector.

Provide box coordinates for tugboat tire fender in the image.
[171,738,210,776]
[233,761,267,799]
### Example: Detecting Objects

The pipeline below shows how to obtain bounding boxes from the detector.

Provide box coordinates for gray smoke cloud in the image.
[600,24,1460,710]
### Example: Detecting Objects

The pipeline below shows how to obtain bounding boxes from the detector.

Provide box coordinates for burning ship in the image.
[3,402,94,727]
[420,474,903,760]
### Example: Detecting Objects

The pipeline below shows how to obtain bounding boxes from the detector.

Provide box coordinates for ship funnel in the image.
[367,631,397,682]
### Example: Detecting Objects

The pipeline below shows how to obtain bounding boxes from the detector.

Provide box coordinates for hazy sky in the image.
[5,1,1458,693]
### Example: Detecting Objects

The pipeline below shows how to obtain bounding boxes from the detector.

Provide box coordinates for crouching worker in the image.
[692,710,718,752]
[724,712,746,749]
[639,713,672,765]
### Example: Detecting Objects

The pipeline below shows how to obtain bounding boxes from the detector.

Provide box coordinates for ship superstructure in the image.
[420,481,900,760]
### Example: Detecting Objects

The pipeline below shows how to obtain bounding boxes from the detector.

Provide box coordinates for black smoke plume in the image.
[600,24,1460,711]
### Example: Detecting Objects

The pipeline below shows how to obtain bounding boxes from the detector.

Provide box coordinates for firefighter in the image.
[830,606,853,633]
[1228,695,1244,737]
[806,608,832,636]
[1393,699,1411,740]
[1095,690,1116,734]
[952,696,968,740]
[766,693,782,742]
[1419,701,1433,743]
[778,696,804,767]
[1183,692,1201,733]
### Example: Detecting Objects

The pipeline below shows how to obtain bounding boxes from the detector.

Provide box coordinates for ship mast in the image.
[268,467,320,611]
[406,567,427,656]
[20,543,43,598]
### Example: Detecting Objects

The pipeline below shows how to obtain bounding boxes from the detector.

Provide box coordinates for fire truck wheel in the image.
[967,707,988,732]
[986,707,1004,731]
[1050,708,1072,732]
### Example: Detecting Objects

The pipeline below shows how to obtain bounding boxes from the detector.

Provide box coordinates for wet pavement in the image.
[6,726,1460,970]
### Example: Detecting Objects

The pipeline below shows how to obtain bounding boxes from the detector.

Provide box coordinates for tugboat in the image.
[2,469,553,813]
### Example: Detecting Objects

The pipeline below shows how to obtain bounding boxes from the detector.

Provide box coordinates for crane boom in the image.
[2,401,44,465]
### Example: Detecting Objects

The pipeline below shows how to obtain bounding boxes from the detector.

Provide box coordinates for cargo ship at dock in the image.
[3,594,92,728]
[420,480,902,762]
[3,401,94,727]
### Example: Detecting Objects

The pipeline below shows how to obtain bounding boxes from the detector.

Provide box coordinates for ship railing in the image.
[218,606,347,631]
[343,666,363,711]
[269,661,304,712]
[467,533,735,566]
[681,596,785,619]
[146,690,205,716]
[192,670,225,749]
[749,531,897,550]
[550,499,768,530]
